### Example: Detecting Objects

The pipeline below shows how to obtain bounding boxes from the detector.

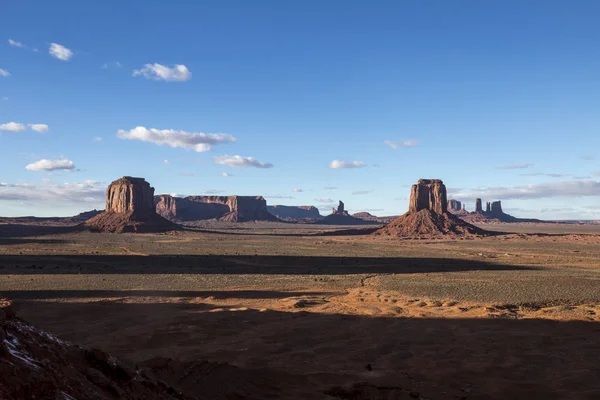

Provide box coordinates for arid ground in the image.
[1,221,600,399]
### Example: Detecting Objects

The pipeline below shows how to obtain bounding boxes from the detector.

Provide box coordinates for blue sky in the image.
[1,1,599,219]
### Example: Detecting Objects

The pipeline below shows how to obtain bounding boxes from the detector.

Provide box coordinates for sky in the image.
[1,1,599,219]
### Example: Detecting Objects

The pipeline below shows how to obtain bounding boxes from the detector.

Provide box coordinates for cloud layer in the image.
[133,63,192,82]
[0,180,104,205]
[329,160,365,169]
[450,180,600,200]
[214,155,273,168]
[117,126,236,152]
[0,69,10,77]
[49,43,73,61]
[498,163,534,170]
[25,158,75,172]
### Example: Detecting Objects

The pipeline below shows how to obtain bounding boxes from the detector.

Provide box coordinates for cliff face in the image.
[409,179,447,214]
[105,177,155,213]
[155,195,279,222]
[220,196,279,222]
[267,205,323,220]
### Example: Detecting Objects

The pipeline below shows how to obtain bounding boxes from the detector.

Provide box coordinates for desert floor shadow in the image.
[12,298,600,400]
[0,254,540,275]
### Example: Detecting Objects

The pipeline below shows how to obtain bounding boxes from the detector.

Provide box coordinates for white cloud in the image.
[101,63,108,69]
[163,159,169,165]
[0,69,10,77]
[221,172,232,177]
[214,155,273,168]
[293,188,303,192]
[329,160,365,169]
[133,63,191,82]
[0,180,104,205]
[25,158,75,172]
[498,163,534,170]
[384,139,419,149]
[117,126,236,152]
[8,39,23,48]
[315,197,334,203]
[2,97,7,101]
[450,180,600,200]
[49,43,73,61]
[352,190,372,195]
[28,124,49,133]
[93,137,103,142]
[266,194,294,199]
[202,189,224,195]
[0,122,26,133]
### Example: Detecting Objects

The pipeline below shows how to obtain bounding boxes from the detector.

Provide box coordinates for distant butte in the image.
[84,177,180,233]
[375,179,487,237]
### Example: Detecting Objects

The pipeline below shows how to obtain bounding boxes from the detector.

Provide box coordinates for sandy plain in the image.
[1,221,600,399]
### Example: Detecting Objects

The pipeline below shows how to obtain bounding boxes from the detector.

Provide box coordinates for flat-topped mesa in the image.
[447,199,462,212]
[409,179,447,214]
[106,176,155,214]
[267,205,322,220]
[155,195,280,222]
[475,198,483,213]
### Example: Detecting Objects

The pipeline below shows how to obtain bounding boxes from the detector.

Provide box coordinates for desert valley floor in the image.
[2,221,600,399]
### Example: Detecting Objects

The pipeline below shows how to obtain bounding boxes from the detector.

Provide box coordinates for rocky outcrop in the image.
[475,198,483,213]
[409,179,447,214]
[267,205,323,220]
[376,179,487,237]
[0,300,198,399]
[352,212,397,224]
[460,198,544,224]
[84,177,179,233]
[155,195,280,223]
[333,201,346,215]
[319,201,374,225]
[447,200,462,212]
